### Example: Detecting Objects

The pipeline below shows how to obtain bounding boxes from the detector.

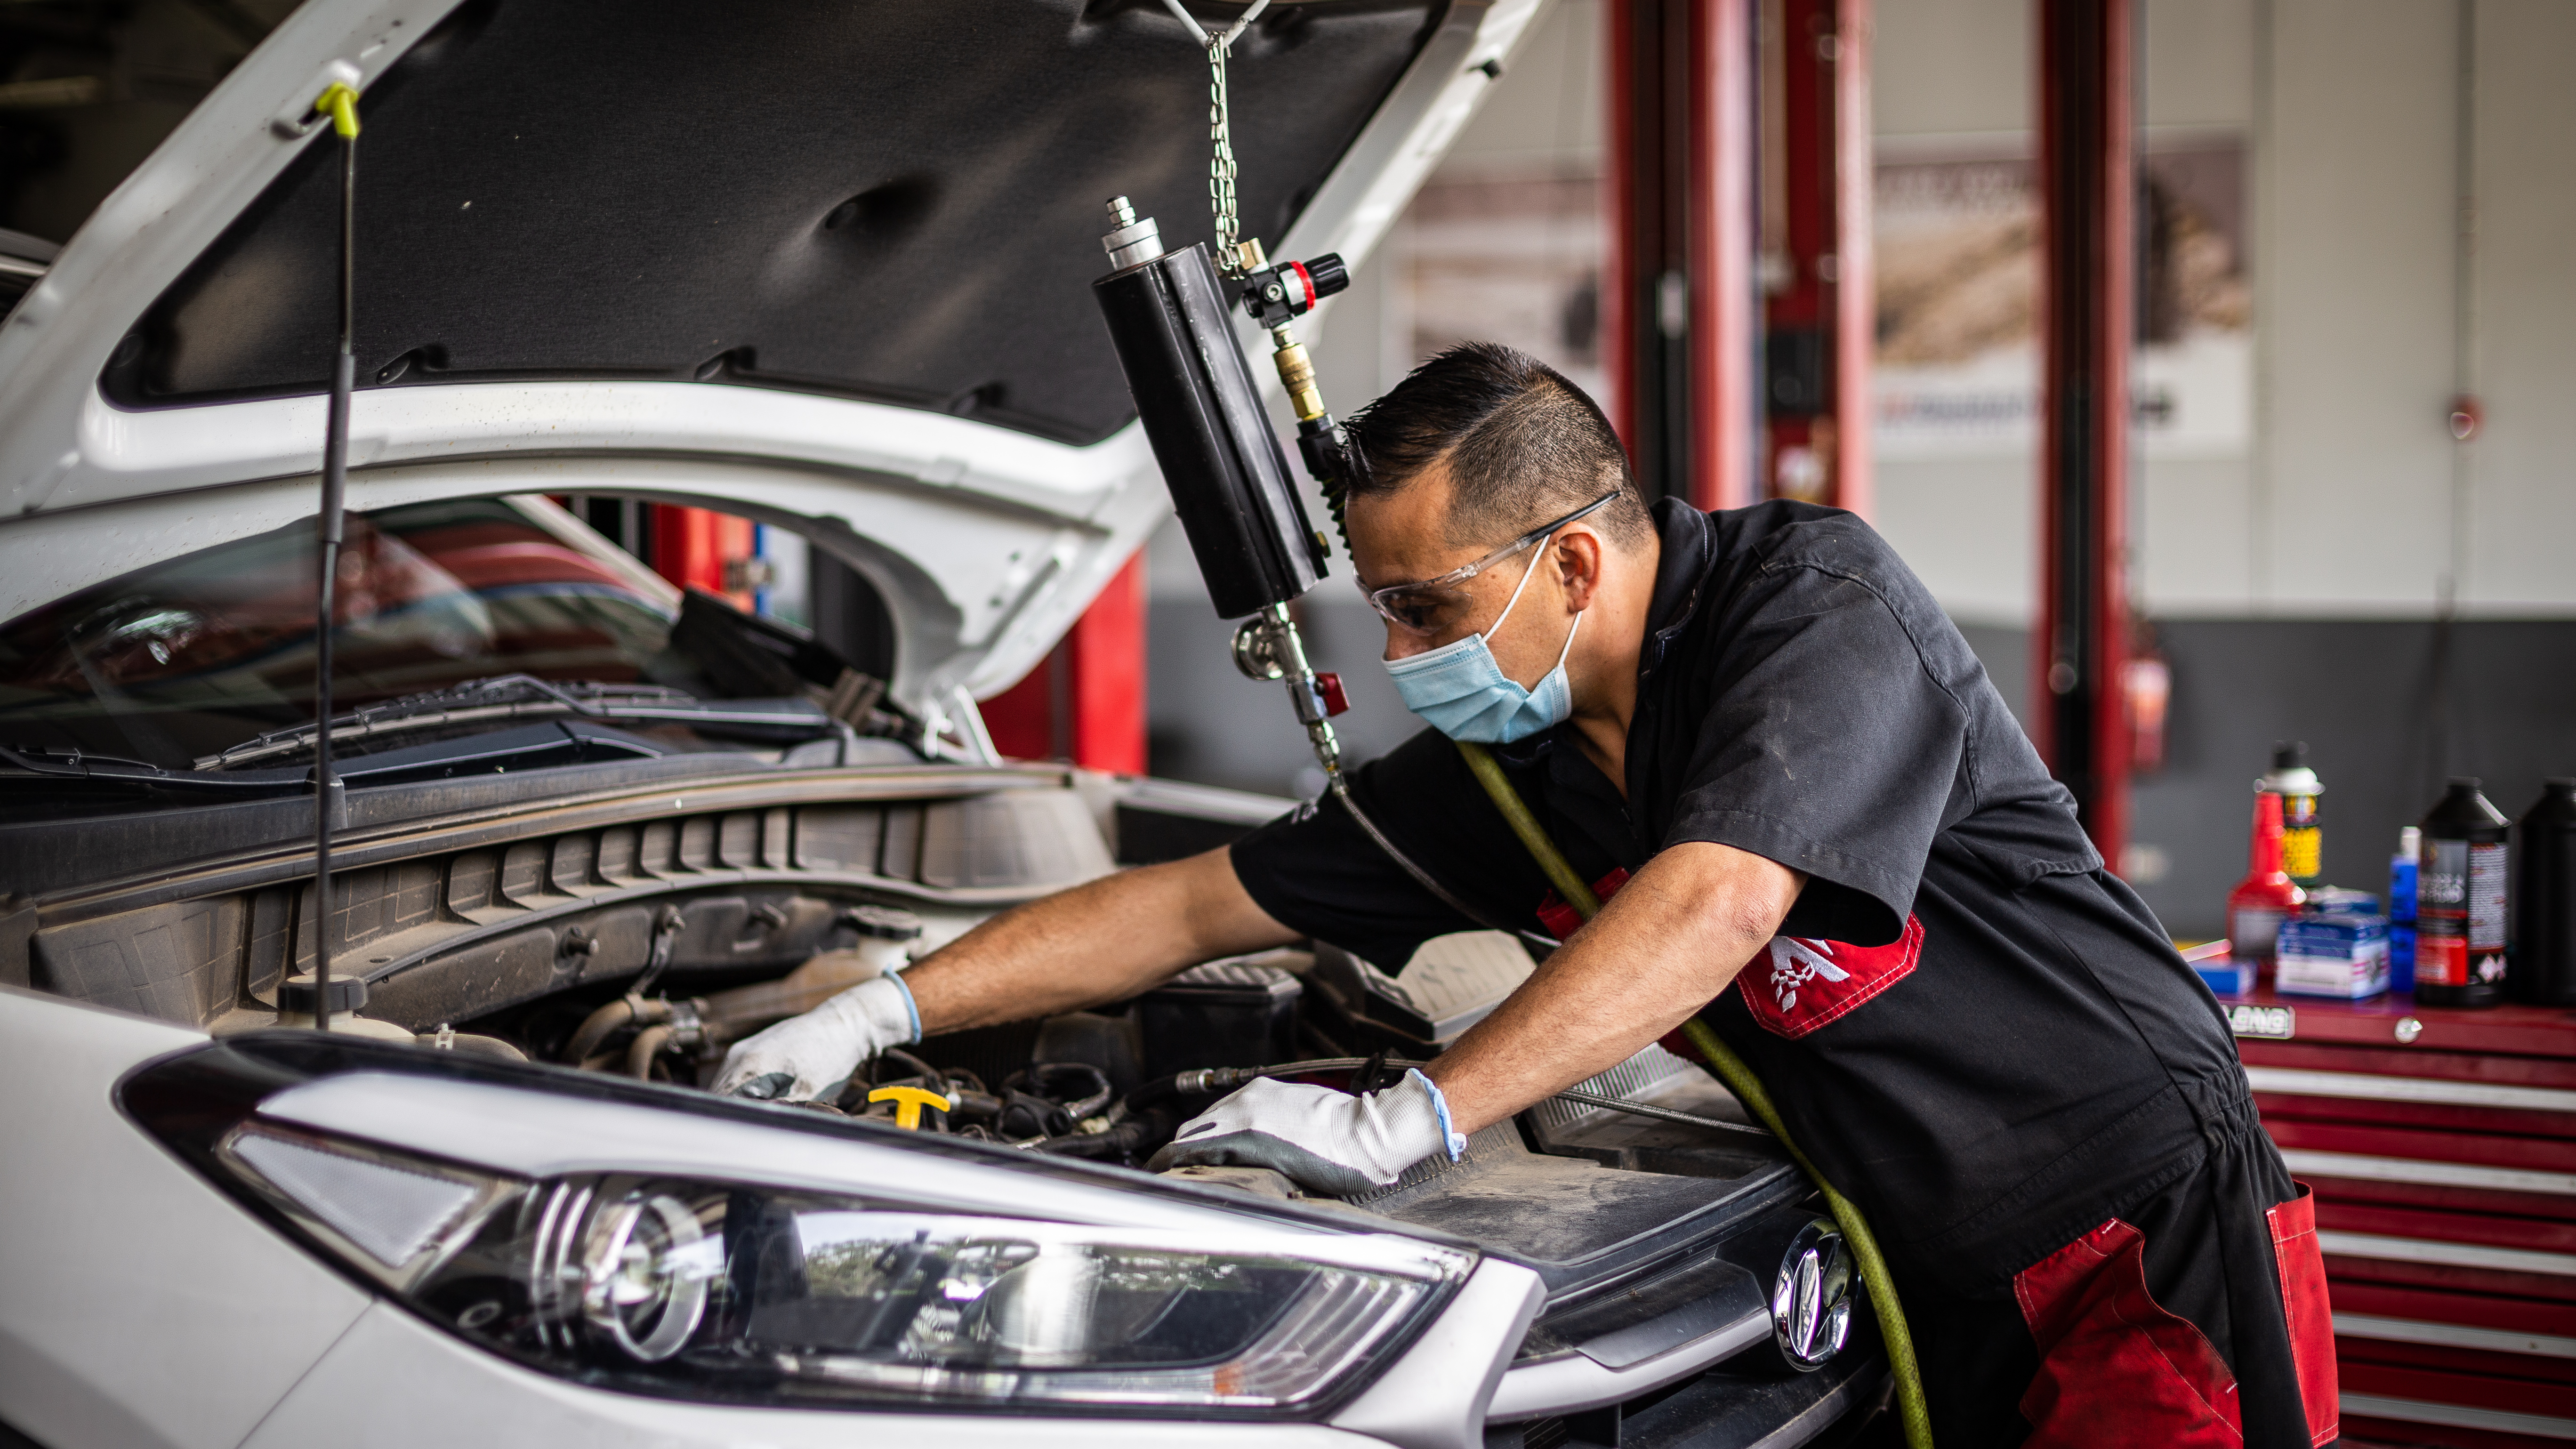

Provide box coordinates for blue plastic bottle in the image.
[2389,825,2420,993]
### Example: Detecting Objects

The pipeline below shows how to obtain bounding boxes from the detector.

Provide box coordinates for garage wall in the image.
[2254,0,2458,613]
[2132,620,2576,938]
[2464,0,2576,614]
[1875,0,2576,623]
[1868,0,2033,624]
[1870,0,2274,623]
[1876,0,2576,933]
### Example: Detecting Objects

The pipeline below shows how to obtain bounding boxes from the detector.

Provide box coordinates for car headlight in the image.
[203,1112,1467,1416]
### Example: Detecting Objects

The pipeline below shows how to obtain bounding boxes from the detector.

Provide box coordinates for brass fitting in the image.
[1272,334,1324,422]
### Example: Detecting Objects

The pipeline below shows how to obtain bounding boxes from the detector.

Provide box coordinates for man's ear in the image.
[1554,527,1607,611]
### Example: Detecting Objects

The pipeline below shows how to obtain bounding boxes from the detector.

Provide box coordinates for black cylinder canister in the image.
[2513,779,2576,1006]
[1090,201,1325,619]
[2417,778,2511,1009]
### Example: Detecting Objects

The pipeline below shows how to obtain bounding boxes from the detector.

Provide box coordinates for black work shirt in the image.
[1232,498,2251,1296]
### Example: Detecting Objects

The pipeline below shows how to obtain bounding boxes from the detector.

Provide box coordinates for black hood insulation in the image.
[108,0,1443,445]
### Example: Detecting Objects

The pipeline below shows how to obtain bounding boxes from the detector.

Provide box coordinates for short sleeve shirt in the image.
[1231,499,2251,1294]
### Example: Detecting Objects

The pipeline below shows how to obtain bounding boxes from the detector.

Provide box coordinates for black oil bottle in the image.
[2513,780,2576,1006]
[2417,779,2511,1008]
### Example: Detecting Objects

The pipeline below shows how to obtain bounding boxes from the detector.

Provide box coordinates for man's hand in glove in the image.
[1146,1070,1468,1198]
[713,973,920,1101]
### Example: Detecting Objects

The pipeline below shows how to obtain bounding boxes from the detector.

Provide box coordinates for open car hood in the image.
[0,0,1539,710]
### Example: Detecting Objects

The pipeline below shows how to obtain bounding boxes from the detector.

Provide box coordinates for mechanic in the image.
[720,343,2335,1448]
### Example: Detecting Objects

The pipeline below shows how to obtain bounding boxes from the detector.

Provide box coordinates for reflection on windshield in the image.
[0,498,677,767]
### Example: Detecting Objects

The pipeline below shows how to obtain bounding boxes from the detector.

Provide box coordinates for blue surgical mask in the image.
[1382,551,1584,743]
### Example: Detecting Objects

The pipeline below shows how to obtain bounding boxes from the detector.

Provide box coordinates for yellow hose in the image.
[1456,741,1933,1448]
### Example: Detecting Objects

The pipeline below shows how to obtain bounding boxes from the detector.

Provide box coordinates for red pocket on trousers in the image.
[2266,1183,2340,1447]
[2013,1217,2243,1448]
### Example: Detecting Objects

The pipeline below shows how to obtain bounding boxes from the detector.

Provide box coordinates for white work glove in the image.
[1147,1070,1467,1198]
[713,973,920,1101]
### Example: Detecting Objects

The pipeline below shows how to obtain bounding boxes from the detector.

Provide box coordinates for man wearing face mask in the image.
[718,344,2334,1447]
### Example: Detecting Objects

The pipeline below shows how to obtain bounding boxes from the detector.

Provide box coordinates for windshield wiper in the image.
[195,674,851,772]
[0,742,310,796]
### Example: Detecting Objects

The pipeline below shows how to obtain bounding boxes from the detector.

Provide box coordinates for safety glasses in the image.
[1362,490,1622,636]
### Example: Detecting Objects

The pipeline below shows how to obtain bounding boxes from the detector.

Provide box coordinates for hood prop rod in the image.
[308,81,361,1029]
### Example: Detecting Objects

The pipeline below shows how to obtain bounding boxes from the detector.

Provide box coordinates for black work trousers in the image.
[1898,1094,2333,1447]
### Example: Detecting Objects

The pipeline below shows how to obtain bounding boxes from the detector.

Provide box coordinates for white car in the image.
[0,1,1882,1447]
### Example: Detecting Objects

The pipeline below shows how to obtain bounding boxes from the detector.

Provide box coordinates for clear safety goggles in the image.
[1362,490,1622,636]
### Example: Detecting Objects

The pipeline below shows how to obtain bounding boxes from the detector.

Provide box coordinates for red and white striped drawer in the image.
[2236,999,2576,1446]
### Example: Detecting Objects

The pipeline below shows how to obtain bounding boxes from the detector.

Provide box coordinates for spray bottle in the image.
[2228,792,2305,973]
[2417,778,2510,1009]
[2388,826,2421,994]
[2258,742,2325,891]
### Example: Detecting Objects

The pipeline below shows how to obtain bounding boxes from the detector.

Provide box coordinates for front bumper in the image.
[242,1300,1398,1449]
[1,988,1869,1449]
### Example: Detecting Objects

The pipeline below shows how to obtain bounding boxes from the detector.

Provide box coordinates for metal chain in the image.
[1206,36,1240,268]
[1160,0,1270,274]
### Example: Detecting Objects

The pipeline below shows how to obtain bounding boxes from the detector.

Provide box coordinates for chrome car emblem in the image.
[1771,1218,1854,1371]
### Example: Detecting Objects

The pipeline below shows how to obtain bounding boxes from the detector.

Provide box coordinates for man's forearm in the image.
[901,846,1299,1036]
[1424,841,1802,1135]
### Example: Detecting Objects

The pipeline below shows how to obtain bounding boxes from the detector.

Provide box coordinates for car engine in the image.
[7,770,1880,1441]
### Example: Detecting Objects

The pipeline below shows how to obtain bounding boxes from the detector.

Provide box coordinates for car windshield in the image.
[0,498,679,768]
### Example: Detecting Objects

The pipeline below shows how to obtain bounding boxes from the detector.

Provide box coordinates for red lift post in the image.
[978,552,1149,774]
[1604,0,1868,515]
[1758,0,1872,517]
[648,504,758,612]
[2034,0,2134,864]
[636,494,1148,773]
[1606,0,1754,511]
[1690,0,1756,513]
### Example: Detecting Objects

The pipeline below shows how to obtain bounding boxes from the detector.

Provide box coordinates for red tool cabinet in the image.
[2229,988,2576,1446]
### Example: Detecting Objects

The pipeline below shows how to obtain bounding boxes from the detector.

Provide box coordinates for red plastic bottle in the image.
[2228,792,2306,974]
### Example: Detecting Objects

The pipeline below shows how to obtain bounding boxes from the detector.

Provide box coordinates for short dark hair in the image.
[1342,342,1653,549]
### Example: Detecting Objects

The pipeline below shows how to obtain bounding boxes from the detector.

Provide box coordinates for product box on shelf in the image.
[2276,912,2391,999]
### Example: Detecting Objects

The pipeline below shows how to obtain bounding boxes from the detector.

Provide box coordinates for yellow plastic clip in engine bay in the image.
[867,1084,954,1130]
[312,81,360,138]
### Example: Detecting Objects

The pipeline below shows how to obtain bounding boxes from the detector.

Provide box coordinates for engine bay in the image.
[419,890,1772,1181]
[16,772,1844,1398]
[373,883,1812,1303]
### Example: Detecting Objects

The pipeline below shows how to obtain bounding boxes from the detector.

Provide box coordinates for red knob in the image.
[1315,672,1349,717]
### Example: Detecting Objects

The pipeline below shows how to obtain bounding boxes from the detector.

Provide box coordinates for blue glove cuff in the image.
[882,969,922,1042]
[1408,1069,1468,1160]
